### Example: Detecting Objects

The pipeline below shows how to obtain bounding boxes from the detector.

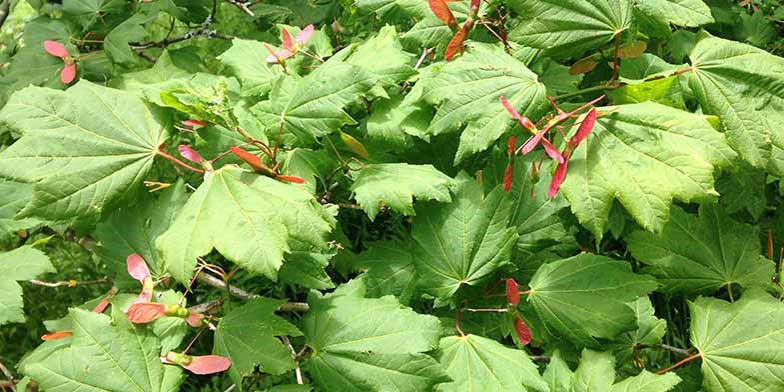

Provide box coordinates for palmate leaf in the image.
[544,350,572,392]
[345,25,416,90]
[570,349,681,392]
[560,102,736,240]
[0,246,55,325]
[24,308,183,392]
[627,204,773,295]
[508,0,633,56]
[95,180,188,285]
[690,290,784,392]
[635,0,714,28]
[252,60,376,142]
[0,81,168,221]
[304,279,449,391]
[157,166,335,283]
[435,334,548,392]
[415,42,547,163]
[219,39,285,96]
[688,32,784,174]
[351,163,454,220]
[412,173,518,300]
[611,297,667,363]
[526,253,658,347]
[343,240,419,305]
[0,180,41,236]
[214,298,302,390]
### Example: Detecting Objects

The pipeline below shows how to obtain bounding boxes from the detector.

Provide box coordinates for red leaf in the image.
[503,163,514,192]
[296,25,315,45]
[127,253,151,282]
[125,303,166,324]
[444,25,468,61]
[41,331,73,341]
[60,63,76,84]
[548,159,569,198]
[182,355,232,375]
[43,40,68,58]
[281,28,293,51]
[277,175,306,184]
[569,108,597,148]
[514,318,532,345]
[505,279,519,305]
[178,144,204,163]
[428,0,456,28]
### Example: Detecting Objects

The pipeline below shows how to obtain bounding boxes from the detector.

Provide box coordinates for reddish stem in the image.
[656,353,702,375]
[157,150,205,174]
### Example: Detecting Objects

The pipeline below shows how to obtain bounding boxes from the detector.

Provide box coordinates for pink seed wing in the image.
[540,138,565,164]
[178,145,203,163]
[296,25,315,45]
[44,40,69,58]
[548,160,569,198]
[60,64,76,84]
[127,253,151,282]
[500,96,521,120]
[514,318,532,345]
[183,355,232,375]
[281,28,293,51]
[569,108,597,148]
[505,279,520,306]
[125,303,166,324]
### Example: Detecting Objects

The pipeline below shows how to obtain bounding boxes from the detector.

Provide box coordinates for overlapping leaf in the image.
[0,81,168,221]
[560,102,736,239]
[690,290,784,392]
[635,0,714,28]
[157,166,335,283]
[412,173,518,300]
[414,42,547,163]
[0,246,54,325]
[435,334,548,392]
[627,204,773,295]
[526,253,658,346]
[351,163,453,220]
[219,38,285,96]
[304,279,448,391]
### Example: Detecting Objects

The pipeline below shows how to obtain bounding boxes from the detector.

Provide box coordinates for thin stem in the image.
[157,150,205,174]
[0,360,15,392]
[272,122,284,159]
[656,353,701,375]
[282,336,304,385]
[324,136,347,167]
[182,326,207,354]
[727,283,735,303]
[415,48,430,69]
[29,278,109,288]
[0,0,11,31]
[636,343,693,357]
[609,35,621,84]
[225,0,255,16]
[464,308,508,313]
[188,298,224,314]
[455,309,466,337]
[195,271,309,311]
[555,84,617,101]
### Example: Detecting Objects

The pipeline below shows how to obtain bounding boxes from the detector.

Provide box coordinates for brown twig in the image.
[195,271,309,311]
[656,353,702,375]
[157,149,205,174]
[29,278,109,288]
[281,336,304,384]
[226,0,255,16]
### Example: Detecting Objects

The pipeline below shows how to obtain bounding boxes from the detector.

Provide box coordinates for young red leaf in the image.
[428,0,456,28]
[514,318,532,345]
[60,63,77,84]
[548,159,569,198]
[281,28,293,51]
[444,25,469,61]
[178,144,203,163]
[41,331,73,341]
[182,355,232,375]
[277,175,306,184]
[505,279,520,305]
[125,303,167,324]
[127,253,151,282]
[569,108,597,148]
[503,163,514,192]
[44,40,68,58]
[296,24,315,45]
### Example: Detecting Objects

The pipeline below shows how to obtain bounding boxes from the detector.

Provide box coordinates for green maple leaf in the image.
[610,370,681,392]
[627,204,773,295]
[219,38,286,97]
[571,349,681,392]
[0,81,169,221]
[157,166,335,283]
[304,279,449,391]
[611,297,667,363]
[544,350,572,392]
[24,308,183,392]
[252,60,376,142]
[344,240,418,305]
[351,163,454,220]
[435,334,548,392]
[412,173,518,300]
[560,102,736,240]
[214,298,302,390]
[95,180,188,285]
[0,180,41,237]
[527,253,658,346]
[345,25,416,90]
[690,290,784,392]
[635,0,714,28]
[508,0,633,56]
[688,32,784,173]
[0,246,55,325]
[355,0,429,19]
[414,42,547,163]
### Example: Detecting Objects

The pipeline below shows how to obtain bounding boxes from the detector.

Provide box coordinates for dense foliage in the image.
[1,0,783,391]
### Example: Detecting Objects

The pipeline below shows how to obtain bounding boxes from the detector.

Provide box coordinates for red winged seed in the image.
[503,163,514,192]
[500,96,537,132]
[127,253,151,282]
[514,318,532,345]
[548,159,569,198]
[44,40,69,58]
[296,25,315,45]
[569,108,597,148]
[277,175,306,184]
[125,303,167,324]
[505,279,520,305]
[182,355,232,375]
[41,331,73,341]
[230,147,265,172]
[281,28,293,51]
[444,24,469,61]
[178,145,204,163]
[428,0,456,28]
[60,63,77,84]
[507,136,516,157]
[181,119,207,129]
[185,312,206,328]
